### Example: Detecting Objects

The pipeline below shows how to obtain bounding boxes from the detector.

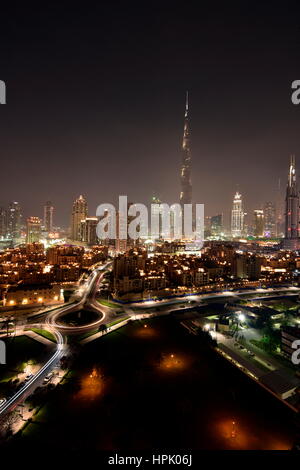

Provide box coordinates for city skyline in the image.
[1,3,300,226]
[1,2,300,455]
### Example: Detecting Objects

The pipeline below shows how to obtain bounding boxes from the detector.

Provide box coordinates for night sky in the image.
[1,1,300,228]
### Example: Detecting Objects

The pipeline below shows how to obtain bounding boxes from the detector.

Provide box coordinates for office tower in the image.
[71,195,88,241]
[26,217,41,243]
[284,155,299,249]
[231,192,244,237]
[0,207,7,238]
[211,214,223,237]
[151,196,161,239]
[44,201,54,232]
[276,178,284,237]
[80,217,99,245]
[264,202,276,237]
[115,202,136,253]
[7,201,22,240]
[180,91,192,206]
[253,210,264,237]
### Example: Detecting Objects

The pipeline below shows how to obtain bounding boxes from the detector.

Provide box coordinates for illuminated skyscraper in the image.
[253,209,264,237]
[26,217,41,243]
[7,201,22,240]
[264,202,276,237]
[284,155,299,249]
[211,214,223,237]
[71,195,88,241]
[44,201,54,232]
[180,91,192,206]
[231,192,244,238]
[80,217,99,245]
[0,207,7,238]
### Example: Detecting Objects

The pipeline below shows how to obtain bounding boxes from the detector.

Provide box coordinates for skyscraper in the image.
[0,207,7,239]
[80,217,99,245]
[26,217,41,243]
[179,91,192,206]
[253,210,264,237]
[211,214,223,237]
[231,192,244,238]
[71,195,88,241]
[264,202,276,237]
[44,201,54,232]
[7,202,22,240]
[284,155,299,249]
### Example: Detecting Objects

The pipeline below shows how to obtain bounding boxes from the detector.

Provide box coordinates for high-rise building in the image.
[71,195,88,241]
[80,217,99,245]
[7,202,22,240]
[276,178,284,237]
[264,202,276,237]
[26,217,41,243]
[115,203,136,253]
[253,209,264,237]
[179,91,192,206]
[44,201,54,232]
[0,207,7,238]
[211,214,223,237]
[284,155,299,250]
[231,192,244,238]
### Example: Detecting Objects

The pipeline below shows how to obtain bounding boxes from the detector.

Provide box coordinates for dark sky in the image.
[1,1,300,228]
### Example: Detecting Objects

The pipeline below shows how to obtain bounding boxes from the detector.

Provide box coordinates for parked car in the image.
[43,373,53,384]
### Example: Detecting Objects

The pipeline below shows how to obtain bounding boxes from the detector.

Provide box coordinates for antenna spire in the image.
[185,90,189,117]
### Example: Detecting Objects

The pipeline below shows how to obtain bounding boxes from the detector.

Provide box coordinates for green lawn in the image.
[0,336,47,392]
[31,328,56,343]
[97,298,122,309]
[107,316,129,327]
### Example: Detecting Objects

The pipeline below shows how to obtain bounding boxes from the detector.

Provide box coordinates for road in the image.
[1,272,298,418]
[0,262,113,418]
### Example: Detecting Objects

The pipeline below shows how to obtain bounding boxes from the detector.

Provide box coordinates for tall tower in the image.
[44,201,54,233]
[180,91,192,206]
[0,207,7,239]
[253,209,264,237]
[264,202,276,237]
[26,217,41,244]
[284,155,299,249]
[71,195,88,241]
[7,202,22,240]
[231,191,244,238]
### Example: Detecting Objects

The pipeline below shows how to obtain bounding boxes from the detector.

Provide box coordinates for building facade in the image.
[71,195,88,241]
[231,192,244,238]
[44,200,54,232]
[26,217,41,244]
[284,155,300,249]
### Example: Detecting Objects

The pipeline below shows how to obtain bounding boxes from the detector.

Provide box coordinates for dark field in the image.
[9,317,298,451]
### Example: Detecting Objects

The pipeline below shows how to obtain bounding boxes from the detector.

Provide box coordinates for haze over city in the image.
[1,2,300,227]
[1,0,300,460]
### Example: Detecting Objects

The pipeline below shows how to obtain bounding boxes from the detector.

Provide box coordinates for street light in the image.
[238,313,245,322]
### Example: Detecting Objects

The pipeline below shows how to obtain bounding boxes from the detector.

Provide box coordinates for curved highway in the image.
[0,262,112,418]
